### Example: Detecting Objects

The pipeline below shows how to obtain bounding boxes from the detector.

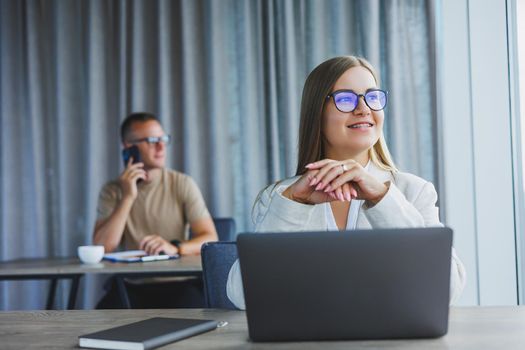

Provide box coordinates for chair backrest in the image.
[201,242,238,309]
[190,217,236,242]
[212,217,236,242]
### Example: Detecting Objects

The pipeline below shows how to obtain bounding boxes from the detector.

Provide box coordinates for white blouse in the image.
[227,161,467,310]
[324,199,363,231]
[324,162,368,231]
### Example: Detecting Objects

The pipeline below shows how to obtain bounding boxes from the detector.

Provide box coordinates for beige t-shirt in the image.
[96,168,211,250]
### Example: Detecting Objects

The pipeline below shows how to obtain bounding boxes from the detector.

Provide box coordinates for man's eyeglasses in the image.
[130,135,171,146]
[326,89,388,113]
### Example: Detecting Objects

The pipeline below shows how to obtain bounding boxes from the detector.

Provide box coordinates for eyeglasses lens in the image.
[364,90,387,111]
[334,92,358,113]
[146,135,171,146]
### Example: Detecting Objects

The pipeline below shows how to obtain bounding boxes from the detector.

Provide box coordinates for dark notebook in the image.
[78,317,219,350]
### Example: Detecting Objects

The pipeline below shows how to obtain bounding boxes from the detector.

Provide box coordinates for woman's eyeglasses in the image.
[130,135,171,146]
[326,89,388,113]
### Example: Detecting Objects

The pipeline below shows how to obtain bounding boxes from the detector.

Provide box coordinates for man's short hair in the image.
[120,112,159,142]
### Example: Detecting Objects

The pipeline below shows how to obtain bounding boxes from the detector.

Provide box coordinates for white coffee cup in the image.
[78,245,105,264]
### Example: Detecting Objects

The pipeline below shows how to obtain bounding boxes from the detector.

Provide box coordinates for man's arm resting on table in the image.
[179,217,218,255]
[93,196,134,252]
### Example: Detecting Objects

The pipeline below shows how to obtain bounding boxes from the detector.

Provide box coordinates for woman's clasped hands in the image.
[282,159,389,206]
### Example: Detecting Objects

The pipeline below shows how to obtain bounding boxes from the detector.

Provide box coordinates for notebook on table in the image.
[78,317,219,350]
[237,227,453,342]
[103,250,179,263]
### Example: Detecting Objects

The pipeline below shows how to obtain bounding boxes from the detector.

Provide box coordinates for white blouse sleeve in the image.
[363,180,466,304]
[252,181,319,232]
[226,259,245,310]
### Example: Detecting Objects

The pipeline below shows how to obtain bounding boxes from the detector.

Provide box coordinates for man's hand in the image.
[139,235,178,256]
[119,158,147,200]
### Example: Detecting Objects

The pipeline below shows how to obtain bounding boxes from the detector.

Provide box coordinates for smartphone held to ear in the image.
[122,145,141,167]
[122,145,143,183]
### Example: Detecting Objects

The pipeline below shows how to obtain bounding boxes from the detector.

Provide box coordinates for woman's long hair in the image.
[295,56,397,175]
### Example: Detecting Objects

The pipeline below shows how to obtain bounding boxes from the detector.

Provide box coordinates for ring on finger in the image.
[341,164,349,172]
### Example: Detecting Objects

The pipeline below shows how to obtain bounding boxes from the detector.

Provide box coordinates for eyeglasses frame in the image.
[326,88,388,113]
[129,135,171,146]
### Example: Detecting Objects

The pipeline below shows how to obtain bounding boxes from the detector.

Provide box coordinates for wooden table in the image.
[0,256,202,309]
[0,307,524,349]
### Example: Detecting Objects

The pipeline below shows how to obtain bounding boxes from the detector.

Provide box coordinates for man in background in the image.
[94,112,217,308]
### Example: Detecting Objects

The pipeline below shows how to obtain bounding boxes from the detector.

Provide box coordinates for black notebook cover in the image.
[78,317,218,350]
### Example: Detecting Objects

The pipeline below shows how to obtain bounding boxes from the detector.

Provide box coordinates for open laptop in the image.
[237,227,452,342]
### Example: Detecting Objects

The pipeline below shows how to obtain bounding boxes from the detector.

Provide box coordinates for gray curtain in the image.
[0,0,436,310]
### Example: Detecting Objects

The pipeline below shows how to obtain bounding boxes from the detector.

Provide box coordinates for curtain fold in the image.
[0,0,436,310]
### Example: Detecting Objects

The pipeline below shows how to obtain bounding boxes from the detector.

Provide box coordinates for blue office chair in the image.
[212,217,236,242]
[201,242,238,309]
[190,217,236,242]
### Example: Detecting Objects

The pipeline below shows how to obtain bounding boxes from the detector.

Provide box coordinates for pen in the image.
[140,255,171,262]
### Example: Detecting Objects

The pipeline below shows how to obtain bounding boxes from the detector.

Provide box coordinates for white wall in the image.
[437,0,519,305]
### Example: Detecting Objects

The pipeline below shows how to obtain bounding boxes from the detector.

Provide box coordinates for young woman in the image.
[227,56,466,309]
